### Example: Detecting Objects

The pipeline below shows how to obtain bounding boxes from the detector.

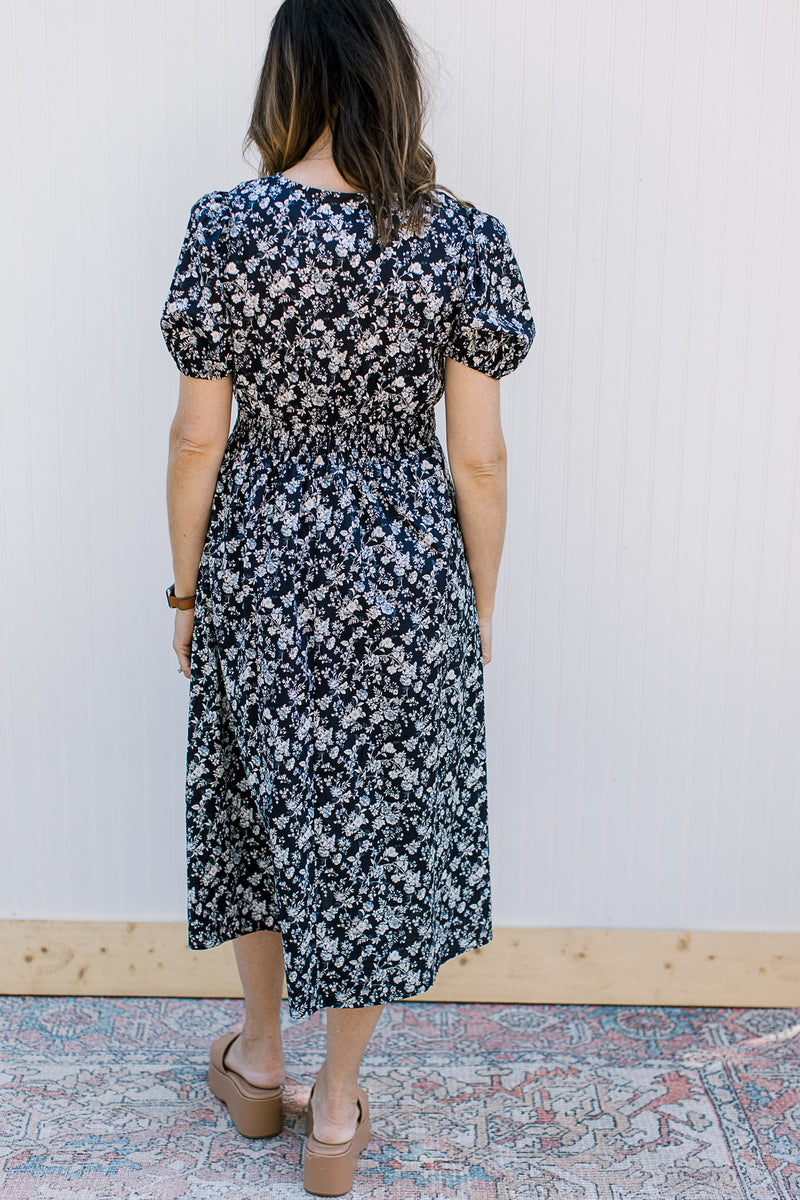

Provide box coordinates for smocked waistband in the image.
[227,411,438,460]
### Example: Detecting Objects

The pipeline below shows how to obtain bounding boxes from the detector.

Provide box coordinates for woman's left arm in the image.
[167,372,234,677]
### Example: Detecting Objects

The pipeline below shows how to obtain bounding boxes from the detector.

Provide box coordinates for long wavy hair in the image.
[243,0,473,247]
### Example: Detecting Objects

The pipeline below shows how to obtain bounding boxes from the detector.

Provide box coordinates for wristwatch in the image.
[166,583,196,610]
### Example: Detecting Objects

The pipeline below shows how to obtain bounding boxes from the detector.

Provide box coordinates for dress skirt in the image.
[184,414,493,1020]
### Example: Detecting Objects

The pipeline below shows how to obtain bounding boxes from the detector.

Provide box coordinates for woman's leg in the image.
[310,1003,384,1142]
[223,929,286,1088]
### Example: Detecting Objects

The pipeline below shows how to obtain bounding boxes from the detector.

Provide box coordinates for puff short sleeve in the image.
[446,208,536,379]
[160,191,233,379]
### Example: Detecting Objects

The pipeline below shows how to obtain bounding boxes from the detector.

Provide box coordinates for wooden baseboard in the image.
[2,922,798,1007]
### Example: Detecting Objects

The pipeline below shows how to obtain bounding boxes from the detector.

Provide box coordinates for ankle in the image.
[239,1020,283,1049]
[316,1062,358,1101]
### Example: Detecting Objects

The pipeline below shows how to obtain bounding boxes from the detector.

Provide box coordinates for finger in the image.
[173,639,192,677]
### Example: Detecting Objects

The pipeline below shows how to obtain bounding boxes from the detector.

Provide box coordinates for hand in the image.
[173,607,195,678]
[477,611,493,665]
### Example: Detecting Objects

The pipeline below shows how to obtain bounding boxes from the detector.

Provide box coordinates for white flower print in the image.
[160,173,535,1020]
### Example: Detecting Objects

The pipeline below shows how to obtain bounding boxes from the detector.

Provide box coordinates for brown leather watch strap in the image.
[166,583,196,610]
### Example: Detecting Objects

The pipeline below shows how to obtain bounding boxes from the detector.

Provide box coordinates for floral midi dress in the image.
[160,173,535,1021]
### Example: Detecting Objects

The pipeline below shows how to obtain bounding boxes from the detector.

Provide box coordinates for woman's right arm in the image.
[444,356,508,666]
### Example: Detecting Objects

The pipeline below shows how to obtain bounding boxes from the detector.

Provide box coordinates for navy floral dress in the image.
[160,173,535,1020]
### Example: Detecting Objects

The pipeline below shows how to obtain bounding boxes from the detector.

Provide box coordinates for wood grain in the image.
[3,923,798,1006]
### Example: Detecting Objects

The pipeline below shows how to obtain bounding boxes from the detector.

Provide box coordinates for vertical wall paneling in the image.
[1,0,798,933]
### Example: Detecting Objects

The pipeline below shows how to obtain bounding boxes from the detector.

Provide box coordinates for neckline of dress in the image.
[274,172,368,201]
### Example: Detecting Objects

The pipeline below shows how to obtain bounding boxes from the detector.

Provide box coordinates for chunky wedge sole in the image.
[207,1030,283,1138]
[303,1081,371,1196]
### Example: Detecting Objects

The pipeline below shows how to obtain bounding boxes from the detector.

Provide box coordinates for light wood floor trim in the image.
[3,922,799,1007]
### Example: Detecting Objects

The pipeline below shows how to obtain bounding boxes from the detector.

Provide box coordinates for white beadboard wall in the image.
[1,0,798,934]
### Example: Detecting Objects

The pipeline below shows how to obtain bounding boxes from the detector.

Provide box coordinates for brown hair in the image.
[243,0,473,247]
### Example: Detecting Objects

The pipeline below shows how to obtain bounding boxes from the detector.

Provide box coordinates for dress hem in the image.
[185,922,494,1021]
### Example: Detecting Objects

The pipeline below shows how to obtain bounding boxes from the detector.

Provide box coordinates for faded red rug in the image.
[1,997,797,1198]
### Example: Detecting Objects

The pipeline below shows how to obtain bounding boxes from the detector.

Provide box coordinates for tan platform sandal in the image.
[303,1080,371,1196]
[207,1030,283,1138]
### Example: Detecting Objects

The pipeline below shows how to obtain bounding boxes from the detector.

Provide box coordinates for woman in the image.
[161,0,535,1193]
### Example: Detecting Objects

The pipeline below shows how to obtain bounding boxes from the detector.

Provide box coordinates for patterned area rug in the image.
[0,996,798,1199]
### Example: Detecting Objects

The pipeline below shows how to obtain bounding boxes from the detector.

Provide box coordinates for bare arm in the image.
[444,356,507,665]
[166,372,233,676]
